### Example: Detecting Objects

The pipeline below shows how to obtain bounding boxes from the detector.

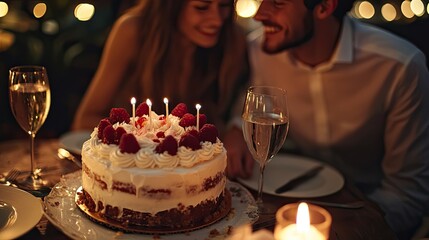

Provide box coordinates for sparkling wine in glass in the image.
[9,66,51,190]
[242,86,289,212]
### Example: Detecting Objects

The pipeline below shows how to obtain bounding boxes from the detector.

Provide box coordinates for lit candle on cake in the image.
[146,98,152,130]
[131,97,136,125]
[164,97,169,117]
[275,202,327,240]
[196,104,201,131]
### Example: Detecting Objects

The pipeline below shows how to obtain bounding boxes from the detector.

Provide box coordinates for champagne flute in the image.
[242,86,289,212]
[8,66,51,190]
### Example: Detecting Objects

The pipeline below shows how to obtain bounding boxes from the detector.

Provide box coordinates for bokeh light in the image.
[235,0,259,18]
[42,20,59,35]
[352,1,363,18]
[401,1,415,18]
[359,1,375,19]
[381,3,397,21]
[410,0,425,16]
[33,2,47,18]
[0,1,8,18]
[74,3,95,21]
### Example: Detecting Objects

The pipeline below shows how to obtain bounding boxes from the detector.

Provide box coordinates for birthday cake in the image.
[76,101,230,233]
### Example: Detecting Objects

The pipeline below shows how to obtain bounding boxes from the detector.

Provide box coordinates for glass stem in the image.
[29,132,38,180]
[257,163,266,206]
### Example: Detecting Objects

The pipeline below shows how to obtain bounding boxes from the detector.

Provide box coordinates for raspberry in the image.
[199,124,218,143]
[187,129,199,139]
[109,108,130,124]
[179,113,196,127]
[135,116,147,128]
[115,127,127,144]
[103,125,116,144]
[119,133,140,153]
[170,103,188,118]
[179,133,201,150]
[156,131,165,138]
[198,114,207,126]
[155,135,178,155]
[97,118,111,139]
[136,102,149,117]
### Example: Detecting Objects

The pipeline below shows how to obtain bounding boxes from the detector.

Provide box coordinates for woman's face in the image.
[179,0,232,48]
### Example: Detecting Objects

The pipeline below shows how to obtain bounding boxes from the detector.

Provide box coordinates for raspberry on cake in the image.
[77,102,230,233]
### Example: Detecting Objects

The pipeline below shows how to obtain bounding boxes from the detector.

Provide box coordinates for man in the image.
[225,0,429,239]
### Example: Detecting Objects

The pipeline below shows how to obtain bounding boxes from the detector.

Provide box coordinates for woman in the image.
[72,0,249,135]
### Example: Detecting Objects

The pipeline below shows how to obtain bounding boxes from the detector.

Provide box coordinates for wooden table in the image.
[0,139,397,240]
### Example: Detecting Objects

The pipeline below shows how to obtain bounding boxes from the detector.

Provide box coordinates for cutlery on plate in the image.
[1,169,51,197]
[58,148,82,168]
[274,165,324,194]
[0,169,20,187]
[304,200,365,209]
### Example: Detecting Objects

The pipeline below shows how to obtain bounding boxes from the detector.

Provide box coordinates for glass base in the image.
[15,174,52,197]
[256,200,277,216]
[22,175,48,189]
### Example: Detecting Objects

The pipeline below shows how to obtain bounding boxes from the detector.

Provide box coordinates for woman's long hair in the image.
[122,0,248,131]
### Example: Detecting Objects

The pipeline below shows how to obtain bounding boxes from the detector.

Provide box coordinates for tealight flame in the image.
[276,202,327,240]
[297,202,310,232]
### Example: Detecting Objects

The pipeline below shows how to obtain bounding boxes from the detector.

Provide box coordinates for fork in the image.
[0,169,21,186]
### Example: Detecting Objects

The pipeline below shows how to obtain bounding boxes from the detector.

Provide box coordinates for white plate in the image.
[43,171,258,240]
[237,154,344,198]
[59,131,91,155]
[0,185,43,239]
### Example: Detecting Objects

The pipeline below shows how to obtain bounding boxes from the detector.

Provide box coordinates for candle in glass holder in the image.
[274,202,331,240]
[131,97,136,125]
[164,97,169,117]
[146,99,152,130]
[196,104,201,131]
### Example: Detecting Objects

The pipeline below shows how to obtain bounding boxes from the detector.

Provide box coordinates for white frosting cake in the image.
[77,103,229,231]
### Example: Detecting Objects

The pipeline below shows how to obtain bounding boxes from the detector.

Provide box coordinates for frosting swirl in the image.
[110,148,136,168]
[85,112,225,169]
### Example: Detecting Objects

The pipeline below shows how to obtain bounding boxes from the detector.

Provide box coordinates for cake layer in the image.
[77,188,231,231]
[82,140,227,214]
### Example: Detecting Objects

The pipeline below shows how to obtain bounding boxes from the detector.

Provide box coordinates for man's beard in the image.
[262,13,314,54]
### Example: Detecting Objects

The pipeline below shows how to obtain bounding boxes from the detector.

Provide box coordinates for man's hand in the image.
[223,127,254,180]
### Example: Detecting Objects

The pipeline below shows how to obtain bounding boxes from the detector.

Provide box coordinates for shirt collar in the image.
[333,15,354,63]
[283,15,355,70]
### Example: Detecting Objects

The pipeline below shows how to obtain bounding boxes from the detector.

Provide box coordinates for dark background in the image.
[0,0,428,142]
[0,0,136,141]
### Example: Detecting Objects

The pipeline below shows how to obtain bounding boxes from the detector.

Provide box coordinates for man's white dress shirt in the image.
[248,15,429,237]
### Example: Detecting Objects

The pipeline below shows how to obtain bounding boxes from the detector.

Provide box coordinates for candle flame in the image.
[196,104,201,110]
[146,98,152,106]
[164,97,168,104]
[296,202,310,232]
[131,97,136,104]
